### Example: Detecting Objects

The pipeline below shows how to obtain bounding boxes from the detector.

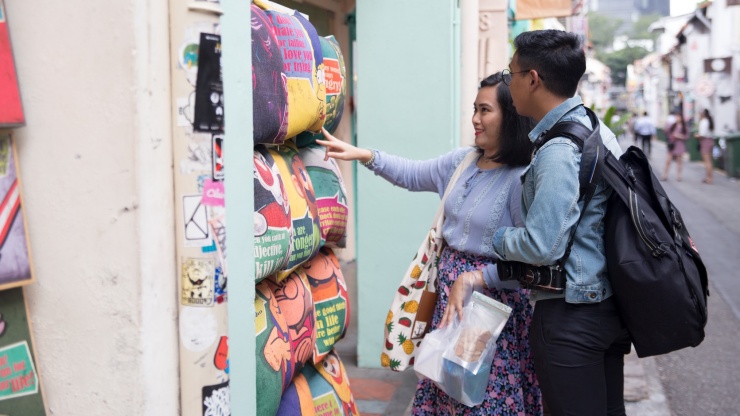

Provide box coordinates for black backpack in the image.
[539,107,709,358]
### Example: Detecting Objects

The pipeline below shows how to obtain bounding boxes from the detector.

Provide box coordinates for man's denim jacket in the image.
[493,97,623,303]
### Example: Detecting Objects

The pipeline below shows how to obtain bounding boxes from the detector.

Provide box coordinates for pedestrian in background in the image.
[662,112,689,182]
[633,111,656,157]
[318,72,543,416]
[493,29,630,416]
[698,109,715,184]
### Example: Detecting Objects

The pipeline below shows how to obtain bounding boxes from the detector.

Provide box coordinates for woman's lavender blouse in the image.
[367,147,525,289]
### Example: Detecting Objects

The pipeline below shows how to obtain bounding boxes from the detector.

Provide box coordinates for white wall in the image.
[6,1,179,414]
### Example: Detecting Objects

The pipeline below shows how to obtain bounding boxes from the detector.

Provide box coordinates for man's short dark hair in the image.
[513,30,585,98]
[478,72,535,167]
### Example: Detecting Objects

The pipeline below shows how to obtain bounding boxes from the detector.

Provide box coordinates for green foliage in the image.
[630,13,662,42]
[588,13,623,50]
[602,106,632,137]
[597,46,650,86]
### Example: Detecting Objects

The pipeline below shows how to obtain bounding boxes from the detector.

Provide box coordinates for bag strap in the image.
[431,150,478,229]
[536,107,606,267]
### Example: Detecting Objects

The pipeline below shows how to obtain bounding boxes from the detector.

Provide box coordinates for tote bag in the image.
[381,151,477,372]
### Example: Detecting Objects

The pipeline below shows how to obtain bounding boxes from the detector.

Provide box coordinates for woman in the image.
[698,109,715,184]
[662,112,688,181]
[318,73,542,415]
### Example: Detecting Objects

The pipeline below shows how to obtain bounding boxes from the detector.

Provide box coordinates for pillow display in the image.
[298,144,348,248]
[251,4,289,145]
[254,146,292,282]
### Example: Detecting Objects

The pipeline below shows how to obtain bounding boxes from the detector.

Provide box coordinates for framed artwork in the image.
[0,131,33,291]
[0,288,47,414]
[0,0,25,128]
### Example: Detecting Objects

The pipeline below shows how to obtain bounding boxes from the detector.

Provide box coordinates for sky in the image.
[671,0,698,16]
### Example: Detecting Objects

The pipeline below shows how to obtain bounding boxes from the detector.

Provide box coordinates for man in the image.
[493,30,631,416]
[633,111,656,156]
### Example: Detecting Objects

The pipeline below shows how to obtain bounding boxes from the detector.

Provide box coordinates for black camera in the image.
[497,261,566,294]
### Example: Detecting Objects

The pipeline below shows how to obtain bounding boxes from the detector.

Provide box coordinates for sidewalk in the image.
[335,137,726,415]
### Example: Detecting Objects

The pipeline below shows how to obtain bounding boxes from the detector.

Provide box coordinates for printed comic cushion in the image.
[298,144,348,248]
[251,4,289,145]
[277,349,359,416]
[254,145,292,282]
[258,4,326,139]
[296,35,347,147]
[270,141,321,281]
[300,247,350,363]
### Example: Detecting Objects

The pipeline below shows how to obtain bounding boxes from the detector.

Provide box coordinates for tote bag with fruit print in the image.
[381,151,477,372]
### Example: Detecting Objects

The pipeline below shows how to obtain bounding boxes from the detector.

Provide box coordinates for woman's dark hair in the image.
[671,113,687,135]
[513,30,585,98]
[477,72,535,167]
[703,109,714,131]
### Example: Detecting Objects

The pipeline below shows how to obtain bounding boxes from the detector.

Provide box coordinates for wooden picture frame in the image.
[0,131,34,291]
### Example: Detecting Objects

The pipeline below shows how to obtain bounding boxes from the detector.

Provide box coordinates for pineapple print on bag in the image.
[398,333,414,355]
[381,151,477,372]
[410,265,422,279]
[402,301,419,313]
[380,352,401,371]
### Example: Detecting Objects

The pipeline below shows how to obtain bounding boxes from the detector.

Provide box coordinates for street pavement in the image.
[336,137,740,415]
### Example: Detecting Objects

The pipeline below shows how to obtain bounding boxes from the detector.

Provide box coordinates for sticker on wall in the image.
[179,306,218,352]
[209,215,226,273]
[213,336,228,371]
[212,134,223,181]
[202,381,229,416]
[214,265,226,304]
[176,93,196,127]
[180,132,213,175]
[182,195,211,247]
[181,258,215,307]
[193,33,223,133]
[201,179,224,207]
[0,341,39,402]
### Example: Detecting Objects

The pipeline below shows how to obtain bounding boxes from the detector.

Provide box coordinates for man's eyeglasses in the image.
[502,68,544,86]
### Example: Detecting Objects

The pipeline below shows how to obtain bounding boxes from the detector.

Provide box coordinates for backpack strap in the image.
[535,107,606,270]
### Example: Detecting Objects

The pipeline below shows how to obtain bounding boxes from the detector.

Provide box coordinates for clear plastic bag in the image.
[416,291,512,407]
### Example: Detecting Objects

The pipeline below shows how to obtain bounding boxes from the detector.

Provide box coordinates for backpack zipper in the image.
[629,190,662,256]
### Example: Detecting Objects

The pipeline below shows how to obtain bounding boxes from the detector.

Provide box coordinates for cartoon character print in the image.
[257,282,294,388]
[303,247,343,298]
[266,273,316,376]
[290,154,320,228]
[254,149,291,235]
[317,350,359,415]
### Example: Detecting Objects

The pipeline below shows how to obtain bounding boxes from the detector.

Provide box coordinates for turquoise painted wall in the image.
[356,0,458,368]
